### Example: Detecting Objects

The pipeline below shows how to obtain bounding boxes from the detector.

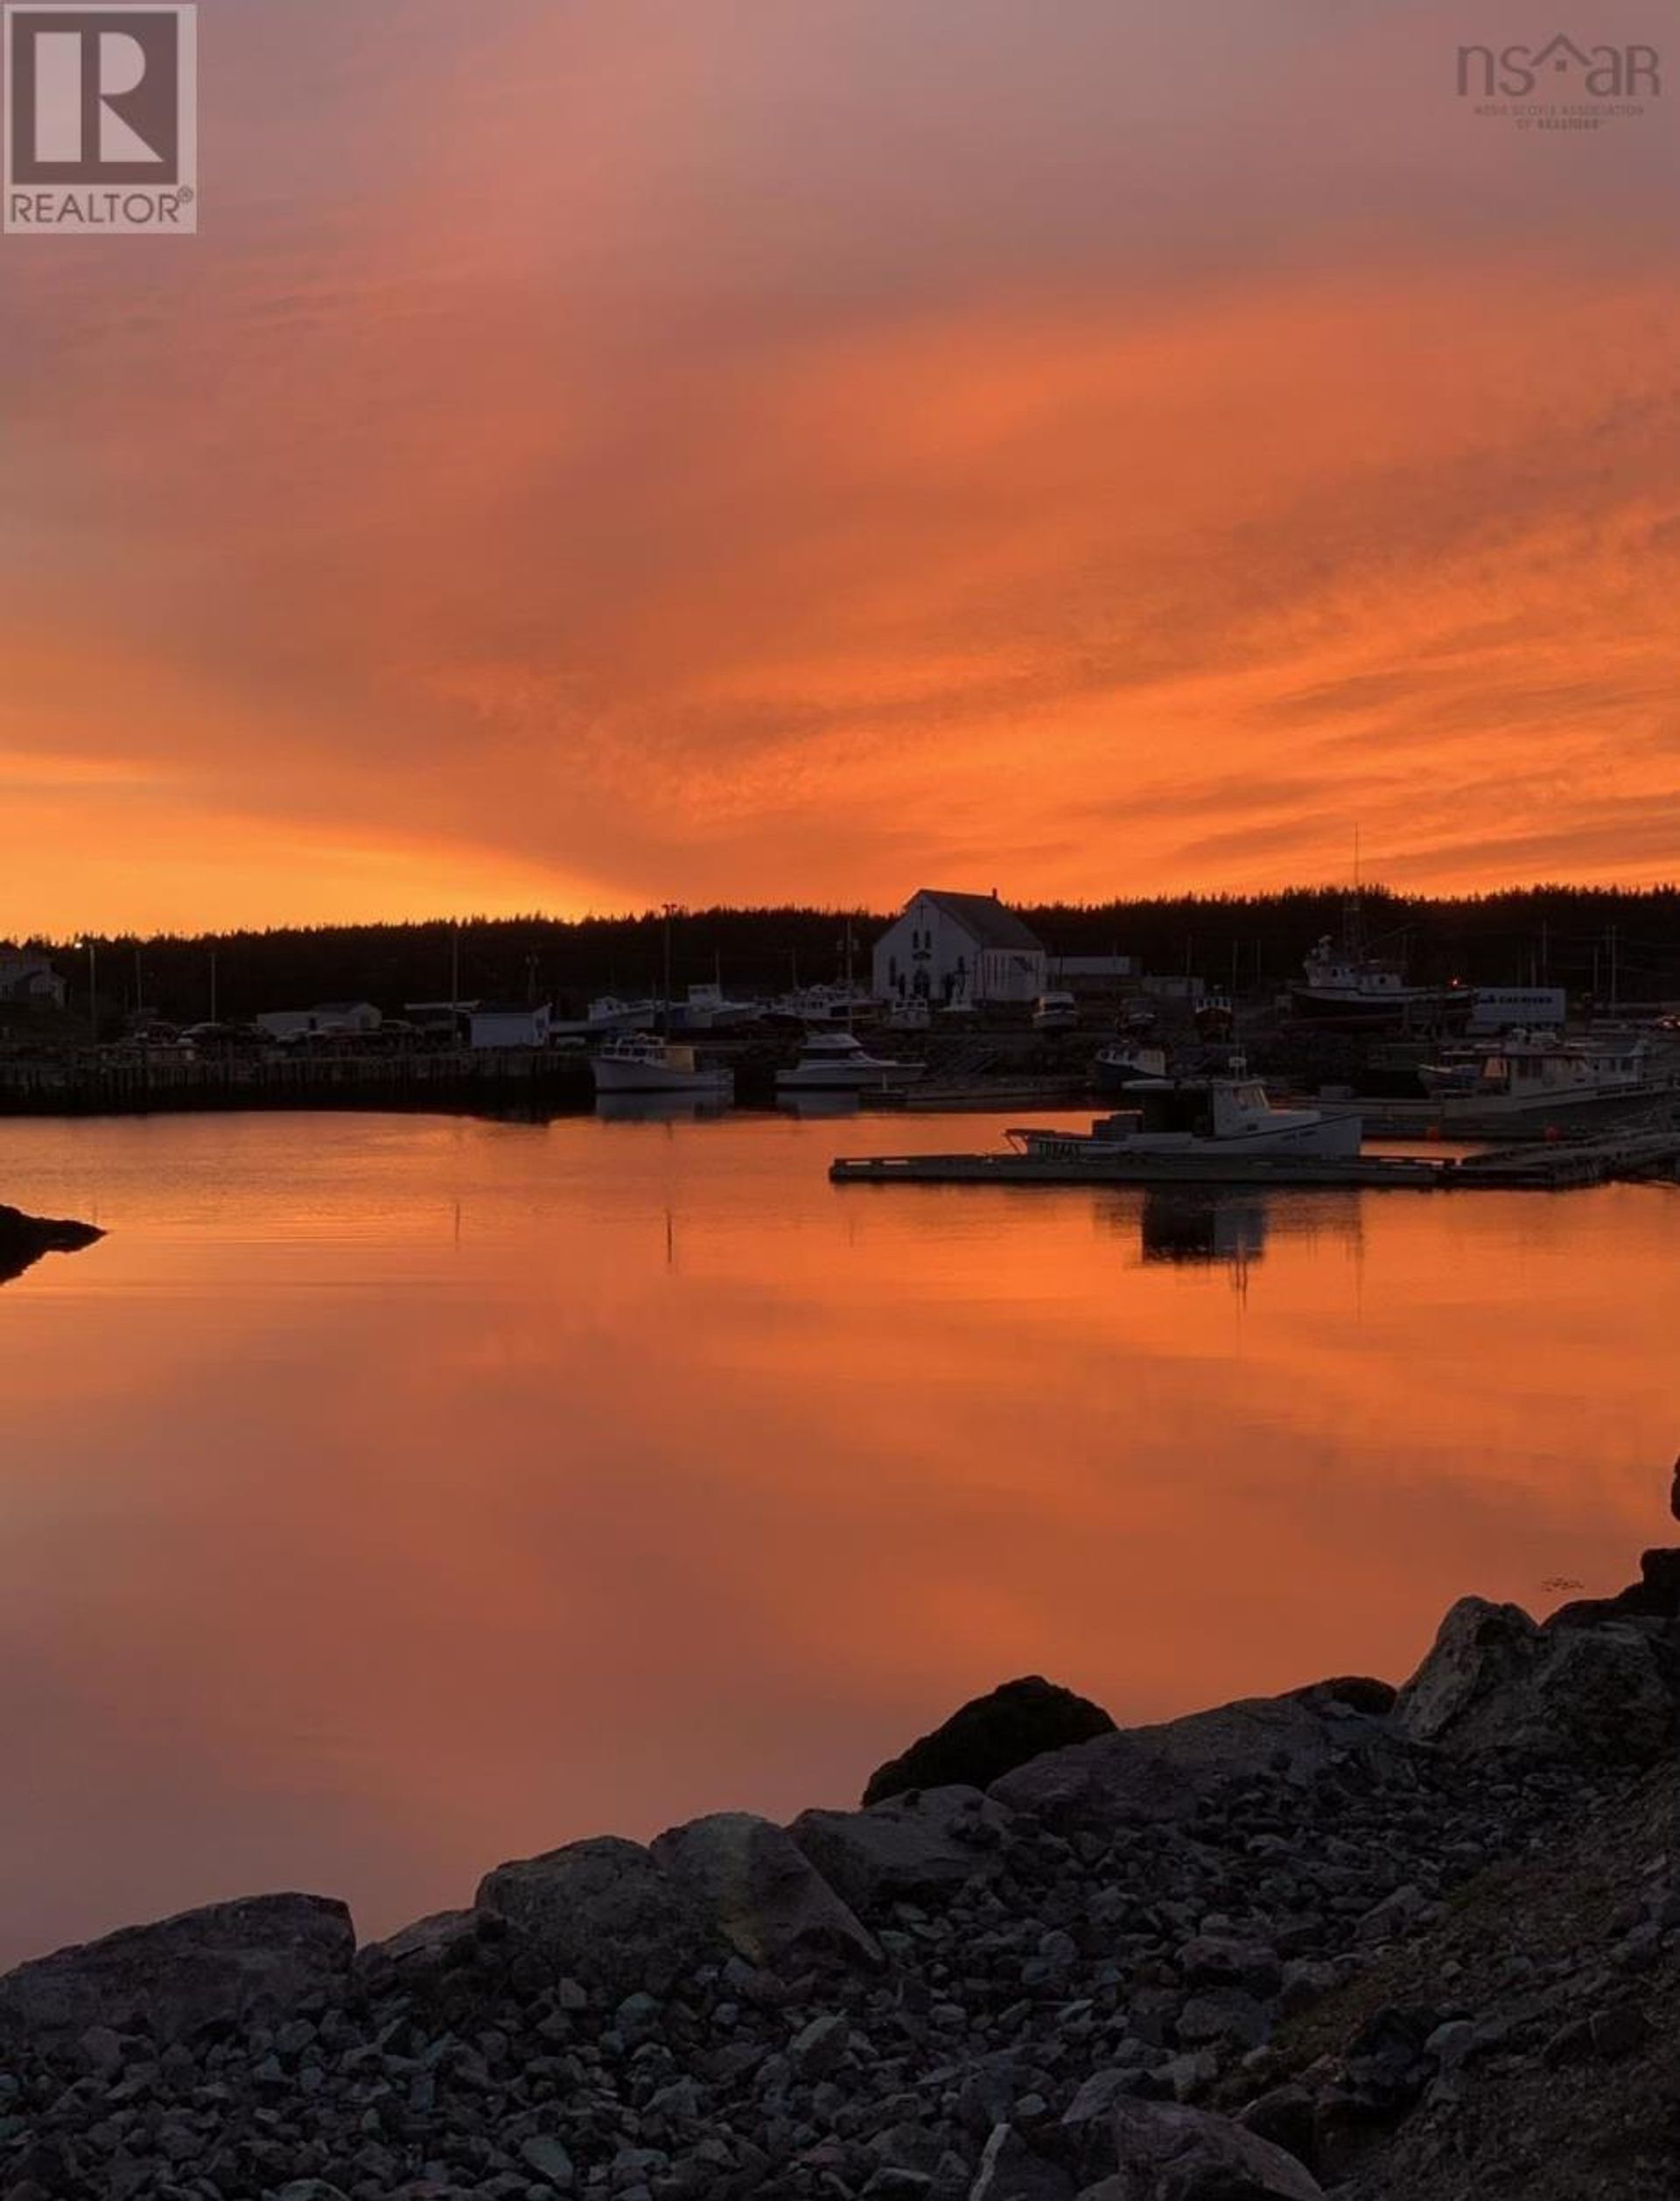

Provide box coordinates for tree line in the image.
[19,883,1680,1024]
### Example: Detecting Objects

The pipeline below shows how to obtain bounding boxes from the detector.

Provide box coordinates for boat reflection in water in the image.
[1096,1186,1367,1284]
[593,1093,732,1125]
[1138,1189,1271,1270]
[779,1090,864,1121]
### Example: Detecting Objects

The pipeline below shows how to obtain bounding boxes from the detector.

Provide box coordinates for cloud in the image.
[2,0,1676,930]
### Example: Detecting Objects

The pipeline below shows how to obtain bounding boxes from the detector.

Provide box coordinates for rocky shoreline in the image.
[0,1204,102,1286]
[2,1558,1677,2201]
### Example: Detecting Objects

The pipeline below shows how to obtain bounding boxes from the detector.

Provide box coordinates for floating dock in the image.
[830,1122,1680,1192]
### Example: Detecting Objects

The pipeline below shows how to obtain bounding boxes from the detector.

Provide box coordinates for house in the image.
[0,949,66,1009]
[469,1002,553,1049]
[872,890,1047,1006]
[255,1001,382,1041]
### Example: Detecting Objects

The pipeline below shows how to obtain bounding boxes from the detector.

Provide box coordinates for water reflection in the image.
[778,1092,863,1119]
[0,1110,1676,1967]
[1137,1190,1271,1270]
[594,1095,733,1125]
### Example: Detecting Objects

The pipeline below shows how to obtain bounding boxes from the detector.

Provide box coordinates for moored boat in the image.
[1010,1069,1362,1161]
[1419,1027,1656,1112]
[590,1034,733,1099]
[1092,1041,1169,1095]
[775,1031,923,1093]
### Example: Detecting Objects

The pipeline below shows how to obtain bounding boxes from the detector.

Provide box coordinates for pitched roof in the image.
[911,889,1045,953]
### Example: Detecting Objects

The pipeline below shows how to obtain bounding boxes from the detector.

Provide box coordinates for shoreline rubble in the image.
[1,1558,1676,2200]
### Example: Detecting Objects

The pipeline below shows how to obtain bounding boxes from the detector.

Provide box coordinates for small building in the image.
[0,948,66,1009]
[872,889,1047,1007]
[255,1001,382,1041]
[469,1002,553,1049]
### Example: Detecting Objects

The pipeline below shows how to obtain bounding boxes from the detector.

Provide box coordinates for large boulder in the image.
[0,1894,354,2044]
[990,1731,1195,1830]
[1395,1595,1677,1764]
[1097,2097,1323,2199]
[863,1676,1115,1806]
[353,1906,526,2011]
[1547,1548,1680,1630]
[474,1835,718,1998]
[788,1786,1010,1914]
[1130,1693,1401,1788]
[992,1691,1401,1832]
[0,1204,103,1286]
[651,1812,882,1971]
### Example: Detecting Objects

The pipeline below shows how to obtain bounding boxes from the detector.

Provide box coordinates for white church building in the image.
[872,889,1048,1007]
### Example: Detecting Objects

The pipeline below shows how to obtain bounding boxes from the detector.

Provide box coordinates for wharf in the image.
[0,1047,595,1118]
[830,1121,1680,1192]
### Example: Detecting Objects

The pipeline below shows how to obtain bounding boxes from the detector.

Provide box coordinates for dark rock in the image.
[863,1678,1115,1807]
[475,1836,718,1998]
[969,2121,1074,2200]
[1285,1676,1397,1719]
[1588,2001,1648,2059]
[990,1735,1195,1831]
[0,1205,103,1286]
[651,1811,882,1971]
[788,1788,1010,1912]
[1395,1595,1677,1763]
[1110,2098,1324,2199]
[0,1893,353,2044]
[1547,1547,1680,1629]
[1237,2085,1320,2171]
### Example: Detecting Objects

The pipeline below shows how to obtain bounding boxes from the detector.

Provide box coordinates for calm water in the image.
[3,1109,1677,1967]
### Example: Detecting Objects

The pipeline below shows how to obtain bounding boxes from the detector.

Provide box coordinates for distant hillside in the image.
[14,884,1680,1025]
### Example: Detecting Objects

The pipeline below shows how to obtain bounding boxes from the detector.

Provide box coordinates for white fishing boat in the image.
[668,983,758,1032]
[1419,1028,1656,1112]
[586,995,659,1034]
[766,984,878,1027]
[1010,1069,1362,1161]
[775,1031,923,1093]
[1031,991,1080,1031]
[590,1034,733,1099]
[1092,1041,1169,1095]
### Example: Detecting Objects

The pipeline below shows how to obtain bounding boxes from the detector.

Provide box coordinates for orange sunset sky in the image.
[3,0,1678,936]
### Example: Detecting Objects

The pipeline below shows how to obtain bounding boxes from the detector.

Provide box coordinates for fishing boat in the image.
[668,983,758,1032]
[586,995,659,1034]
[1030,991,1080,1031]
[775,1031,923,1093]
[1418,1028,1656,1111]
[590,1034,733,1099]
[1009,1068,1362,1161]
[765,984,878,1027]
[1092,1041,1169,1095]
[1289,899,1471,1032]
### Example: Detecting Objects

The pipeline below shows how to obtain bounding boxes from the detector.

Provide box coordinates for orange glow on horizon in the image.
[3,0,1676,934]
